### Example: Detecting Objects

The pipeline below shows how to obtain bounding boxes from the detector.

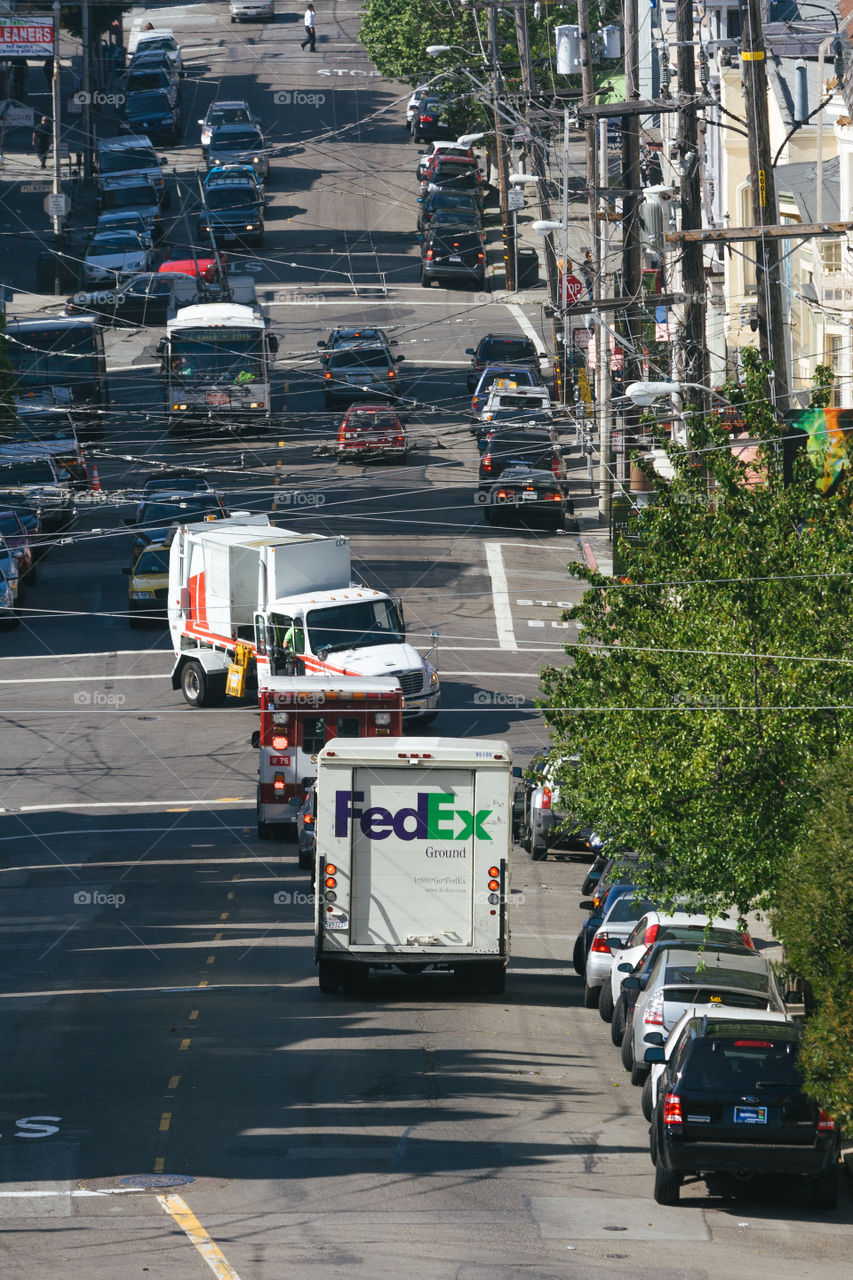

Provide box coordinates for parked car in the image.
[417,190,482,235]
[518,752,588,860]
[573,881,641,978]
[125,65,179,109]
[0,510,34,584]
[642,1005,794,1122]
[420,154,483,202]
[478,426,567,501]
[582,893,657,1008]
[421,226,485,289]
[466,333,542,390]
[128,28,183,75]
[230,0,276,19]
[416,142,477,180]
[647,1017,840,1207]
[477,381,553,426]
[333,406,408,462]
[0,454,76,533]
[0,567,17,628]
[199,99,258,153]
[471,364,545,417]
[297,781,316,871]
[622,945,786,1086]
[323,342,404,409]
[96,136,168,206]
[411,96,447,143]
[121,88,181,143]
[198,176,264,247]
[481,464,569,530]
[406,86,430,130]
[124,539,170,625]
[0,533,20,602]
[83,230,154,287]
[67,273,179,328]
[206,123,269,180]
[97,175,164,240]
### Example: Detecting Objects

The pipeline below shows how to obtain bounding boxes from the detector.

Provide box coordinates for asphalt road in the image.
[0,3,850,1277]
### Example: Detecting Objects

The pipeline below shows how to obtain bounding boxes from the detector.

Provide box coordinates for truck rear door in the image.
[350,767,477,947]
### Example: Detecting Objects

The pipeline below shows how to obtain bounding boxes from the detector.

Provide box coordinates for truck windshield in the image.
[306,598,403,653]
[170,329,263,382]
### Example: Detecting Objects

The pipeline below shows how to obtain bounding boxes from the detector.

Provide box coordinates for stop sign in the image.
[562,273,583,305]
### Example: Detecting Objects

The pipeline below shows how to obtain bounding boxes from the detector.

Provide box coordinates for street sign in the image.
[561,273,583,305]
[44,193,69,217]
[59,142,69,158]
[607,117,622,151]
[572,327,592,349]
[22,181,51,193]
[0,102,34,127]
[507,188,525,212]
[0,19,54,58]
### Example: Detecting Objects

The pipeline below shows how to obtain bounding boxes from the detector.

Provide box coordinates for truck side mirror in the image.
[250,730,260,748]
[156,338,166,355]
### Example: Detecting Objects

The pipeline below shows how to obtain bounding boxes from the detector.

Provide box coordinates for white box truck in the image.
[168,516,439,718]
[312,737,513,994]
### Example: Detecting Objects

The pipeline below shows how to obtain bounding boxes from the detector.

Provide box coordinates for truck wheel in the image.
[180,660,225,708]
[318,960,342,994]
[341,964,367,993]
[258,821,273,841]
[653,1161,681,1206]
[598,982,614,1022]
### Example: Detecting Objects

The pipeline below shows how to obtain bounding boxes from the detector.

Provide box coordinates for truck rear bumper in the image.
[316,948,506,966]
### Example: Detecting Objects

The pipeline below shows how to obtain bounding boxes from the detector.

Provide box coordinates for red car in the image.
[158,256,227,282]
[335,406,408,462]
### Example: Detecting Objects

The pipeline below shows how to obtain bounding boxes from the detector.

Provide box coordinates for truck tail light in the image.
[271,735,288,749]
[590,933,611,954]
[817,1110,836,1132]
[663,1093,683,1125]
[273,773,285,792]
[541,786,552,810]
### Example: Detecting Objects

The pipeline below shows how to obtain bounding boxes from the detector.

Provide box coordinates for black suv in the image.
[121,88,181,143]
[198,177,264,247]
[647,1017,841,1208]
[421,227,485,290]
[478,426,566,500]
[417,190,482,234]
[466,333,541,390]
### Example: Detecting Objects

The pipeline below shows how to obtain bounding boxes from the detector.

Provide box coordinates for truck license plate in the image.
[733,1105,767,1124]
[269,755,290,766]
[325,917,347,929]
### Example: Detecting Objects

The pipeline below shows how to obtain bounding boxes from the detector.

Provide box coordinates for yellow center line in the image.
[189,1010,199,1021]
[220,913,229,921]
[168,1075,181,1090]
[179,1038,191,1051]
[154,1157,165,1174]
[199,978,209,987]
[157,1193,244,1280]
[213,932,223,941]
[159,1113,172,1132]
[206,955,216,965]
[226,891,235,900]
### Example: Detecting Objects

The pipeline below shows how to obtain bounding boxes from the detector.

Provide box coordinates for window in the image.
[301,717,326,756]
[826,333,842,406]
[336,716,361,738]
[821,240,842,273]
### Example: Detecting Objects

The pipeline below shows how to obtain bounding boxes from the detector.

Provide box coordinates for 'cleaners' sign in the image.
[335,790,492,841]
[0,21,54,57]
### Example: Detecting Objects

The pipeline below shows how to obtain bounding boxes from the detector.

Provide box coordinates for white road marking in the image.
[484,543,518,652]
[505,302,547,356]
[157,1193,244,1280]
[0,800,252,814]
[109,362,160,373]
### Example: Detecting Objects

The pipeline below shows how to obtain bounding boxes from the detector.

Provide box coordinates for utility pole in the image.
[597,117,613,519]
[488,3,515,290]
[513,2,534,97]
[81,0,93,178]
[622,0,645,488]
[51,1,62,241]
[739,0,790,409]
[675,0,707,422]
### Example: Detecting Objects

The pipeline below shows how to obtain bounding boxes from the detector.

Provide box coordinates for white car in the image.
[83,230,153,286]
[96,210,154,249]
[583,892,655,1007]
[230,0,275,19]
[0,567,17,628]
[128,28,183,75]
[640,1006,793,1121]
[603,909,756,1034]
[406,86,429,128]
[0,533,20,602]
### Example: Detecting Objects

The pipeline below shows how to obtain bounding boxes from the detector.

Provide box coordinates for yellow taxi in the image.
[124,539,169,626]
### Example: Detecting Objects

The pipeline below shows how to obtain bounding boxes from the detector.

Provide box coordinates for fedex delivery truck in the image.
[313,737,513,995]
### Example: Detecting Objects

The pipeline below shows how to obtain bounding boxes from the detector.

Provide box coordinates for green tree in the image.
[540,348,853,915]
[810,363,835,409]
[772,745,853,1129]
[60,4,132,39]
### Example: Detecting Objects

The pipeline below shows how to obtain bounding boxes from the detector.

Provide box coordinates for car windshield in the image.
[606,897,655,924]
[136,37,176,53]
[90,234,142,253]
[134,548,170,574]
[100,149,157,173]
[346,412,400,430]
[685,1039,801,1093]
[212,130,261,150]
[127,71,167,90]
[663,964,768,992]
[431,195,478,209]
[127,91,170,113]
[431,213,480,227]
[141,498,221,524]
[204,187,258,210]
[0,462,57,485]
[209,106,251,126]
[493,393,547,408]
[306,598,403,653]
[102,185,155,209]
[329,349,390,371]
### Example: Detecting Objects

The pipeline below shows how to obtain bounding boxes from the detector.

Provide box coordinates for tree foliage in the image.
[540,349,853,915]
[772,745,853,1129]
[60,4,132,39]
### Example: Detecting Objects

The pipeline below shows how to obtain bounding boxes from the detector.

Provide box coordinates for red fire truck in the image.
[253,675,404,840]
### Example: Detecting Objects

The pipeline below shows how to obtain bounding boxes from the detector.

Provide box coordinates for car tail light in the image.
[817,1110,836,1132]
[324,370,331,381]
[643,991,665,1025]
[303,812,314,824]
[550,456,561,479]
[541,785,552,809]
[394,435,405,446]
[590,933,611,954]
[544,490,562,502]
[496,488,513,500]
[477,251,484,261]
[388,369,396,379]
[742,931,755,949]
[663,1092,683,1125]
[643,923,660,945]
[481,453,492,473]
[733,1040,773,1047]
[425,248,434,261]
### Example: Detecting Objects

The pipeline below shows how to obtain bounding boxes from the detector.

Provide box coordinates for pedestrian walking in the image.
[33,116,51,169]
[300,4,316,52]
[580,247,594,298]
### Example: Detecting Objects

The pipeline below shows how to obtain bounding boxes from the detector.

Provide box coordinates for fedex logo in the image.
[334,790,492,841]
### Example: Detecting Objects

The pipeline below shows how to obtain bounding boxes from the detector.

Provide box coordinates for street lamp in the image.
[532,219,564,235]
